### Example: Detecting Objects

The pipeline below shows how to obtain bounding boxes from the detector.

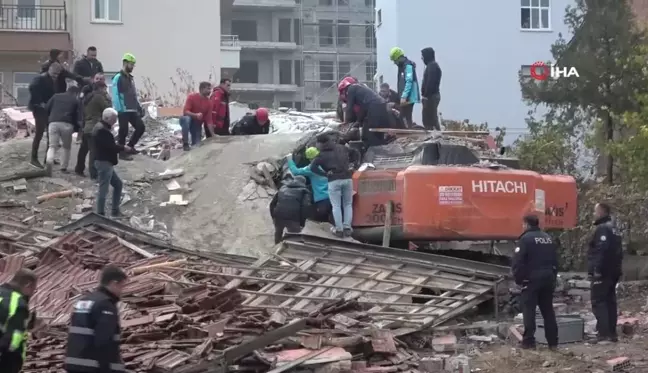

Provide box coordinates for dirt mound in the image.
[162,133,313,256]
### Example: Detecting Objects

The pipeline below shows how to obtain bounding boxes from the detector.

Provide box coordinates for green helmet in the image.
[305,146,319,160]
[122,53,136,63]
[389,47,404,61]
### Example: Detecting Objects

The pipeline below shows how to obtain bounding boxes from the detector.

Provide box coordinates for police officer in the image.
[0,269,38,373]
[588,202,622,343]
[512,214,559,349]
[65,265,127,373]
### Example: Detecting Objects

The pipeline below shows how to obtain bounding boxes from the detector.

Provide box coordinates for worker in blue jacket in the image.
[389,47,420,128]
[287,146,331,222]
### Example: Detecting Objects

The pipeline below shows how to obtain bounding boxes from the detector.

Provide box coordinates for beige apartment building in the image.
[0,0,240,106]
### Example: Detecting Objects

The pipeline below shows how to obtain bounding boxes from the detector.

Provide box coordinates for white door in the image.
[16,0,39,29]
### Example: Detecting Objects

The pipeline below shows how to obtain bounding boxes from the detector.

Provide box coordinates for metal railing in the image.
[0,5,67,31]
[221,34,240,47]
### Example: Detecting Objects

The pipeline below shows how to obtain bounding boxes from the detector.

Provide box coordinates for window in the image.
[293,19,302,45]
[376,9,382,27]
[294,60,303,86]
[337,61,351,80]
[13,72,37,106]
[320,102,334,109]
[234,61,259,83]
[319,20,334,47]
[279,60,292,84]
[319,0,332,5]
[365,61,376,83]
[278,19,292,42]
[319,61,334,88]
[279,101,293,108]
[337,20,350,47]
[521,0,550,30]
[365,0,373,7]
[92,0,121,22]
[295,101,303,111]
[231,20,257,41]
[338,0,349,5]
[365,21,375,48]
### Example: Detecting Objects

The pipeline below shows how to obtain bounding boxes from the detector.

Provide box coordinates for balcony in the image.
[221,35,241,69]
[239,40,298,51]
[231,83,298,92]
[0,5,71,52]
[233,0,297,10]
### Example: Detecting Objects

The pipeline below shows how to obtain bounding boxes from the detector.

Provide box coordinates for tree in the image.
[606,94,648,185]
[520,0,648,184]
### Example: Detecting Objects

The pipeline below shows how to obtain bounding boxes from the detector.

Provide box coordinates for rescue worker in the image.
[389,47,420,128]
[180,81,214,150]
[211,78,232,136]
[269,175,311,244]
[310,133,359,238]
[76,74,111,179]
[231,108,271,135]
[45,84,81,173]
[336,76,359,122]
[338,77,390,147]
[421,47,442,130]
[28,62,63,168]
[287,147,331,222]
[65,265,127,373]
[512,214,559,350]
[588,202,622,343]
[111,53,144,160]
[0,269,38,373]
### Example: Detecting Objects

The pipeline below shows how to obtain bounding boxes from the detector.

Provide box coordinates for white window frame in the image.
[521,0,551,31]
[13,72,39,107]
[376,9,382,27]
[91,0,122,23]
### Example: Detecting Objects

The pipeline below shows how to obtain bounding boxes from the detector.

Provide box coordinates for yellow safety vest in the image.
[0,291,27,359]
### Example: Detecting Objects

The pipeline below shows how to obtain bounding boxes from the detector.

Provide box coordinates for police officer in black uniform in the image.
[588,202,622,343]
[512,214,559,349]
[0,269,38,373]
[65,265,127,373]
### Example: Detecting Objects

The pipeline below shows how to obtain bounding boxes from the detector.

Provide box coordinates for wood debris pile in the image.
[0,214,509,373]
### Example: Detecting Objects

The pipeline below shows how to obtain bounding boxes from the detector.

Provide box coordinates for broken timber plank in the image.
[244,259,318,306]
[341,264,404,300]
[367,275,431,314]
[266,347,334,373]
[224,256,273,289]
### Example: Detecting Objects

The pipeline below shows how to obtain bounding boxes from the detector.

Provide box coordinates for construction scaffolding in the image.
[299,0,376,111]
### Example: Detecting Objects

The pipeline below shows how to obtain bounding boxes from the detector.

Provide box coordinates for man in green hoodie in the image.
[287,147,331,222]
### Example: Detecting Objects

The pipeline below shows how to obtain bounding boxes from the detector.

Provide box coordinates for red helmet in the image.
[337,76,356,95]
[256,107,269,124]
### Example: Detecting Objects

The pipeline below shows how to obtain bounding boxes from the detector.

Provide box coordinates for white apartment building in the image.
[0,0,241,106]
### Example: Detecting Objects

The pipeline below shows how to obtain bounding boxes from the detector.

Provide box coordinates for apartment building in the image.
[375,0,572,129]
[221,0,376,111]
[0,0,241,106]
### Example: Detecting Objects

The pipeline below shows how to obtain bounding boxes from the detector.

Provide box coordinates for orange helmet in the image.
[256,107,269,123]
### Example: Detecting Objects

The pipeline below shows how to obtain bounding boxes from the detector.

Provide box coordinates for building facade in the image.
[221,0,376,111]
[375,0,572,129]
[0,0,240,106]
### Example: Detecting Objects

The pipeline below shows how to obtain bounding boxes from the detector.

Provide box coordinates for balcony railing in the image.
[0,5,67,31]
[221,34,240,47]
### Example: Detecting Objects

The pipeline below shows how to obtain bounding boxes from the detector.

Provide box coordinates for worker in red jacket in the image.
[181,81,213,151]
[210,78,231,136]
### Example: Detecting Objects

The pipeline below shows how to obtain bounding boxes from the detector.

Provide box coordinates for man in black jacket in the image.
[28,62,62,168]
[76,75,111,179]
[588,202,622,343]
[0,269,37,373]
[269,175,311,244]
[231,108,271,135]
[94,108,131,217]
[73,46,104,79]
[379,83,399,106]
[421,47,442,130]
[40,49,88,93]
[45,85,81,173]
[341,83,390,147]
[512,214,559,350]
[310,133,359,238]
[65,265,127,373]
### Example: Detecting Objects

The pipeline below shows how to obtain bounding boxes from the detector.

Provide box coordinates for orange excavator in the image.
[345,129,578,248]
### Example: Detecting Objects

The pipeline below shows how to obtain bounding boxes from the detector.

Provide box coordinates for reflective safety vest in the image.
[64,288,123,373]
[0,287,28,359]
